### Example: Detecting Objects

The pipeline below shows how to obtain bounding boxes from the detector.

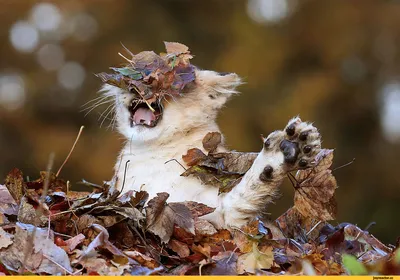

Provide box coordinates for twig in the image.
[120,160,130,194]
[332,158,355,172]
[306,220,322,236]
[56,126,84,177]
[118,52,132,63]
[164,158,187,171]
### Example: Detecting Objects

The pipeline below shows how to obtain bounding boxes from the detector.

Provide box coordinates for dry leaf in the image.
[168,239,190,258]
[294,149,337,221]
[202,132,222,152]
[0,184,18,216]
[0,222,72,275]
[64,233,85,253]
[4,168,25,204]
[182,148,207,166]
[146,193,194,243]
[201,251,238,275]
[237,243,274,274]
[0,228,13,249]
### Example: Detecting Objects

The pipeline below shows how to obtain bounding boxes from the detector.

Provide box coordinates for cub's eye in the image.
[219,72,231,76]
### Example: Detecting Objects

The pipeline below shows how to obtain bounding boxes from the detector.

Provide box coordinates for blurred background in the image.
[0,0,399,243]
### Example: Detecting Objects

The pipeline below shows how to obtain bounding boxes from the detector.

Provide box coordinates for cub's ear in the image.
[195,69,243,108]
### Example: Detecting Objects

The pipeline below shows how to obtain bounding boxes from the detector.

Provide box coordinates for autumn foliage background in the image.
[0,0,399,244]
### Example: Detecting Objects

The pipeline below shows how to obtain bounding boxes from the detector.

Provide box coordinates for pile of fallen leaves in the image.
[0,140,399,275]
[96,42,195,111]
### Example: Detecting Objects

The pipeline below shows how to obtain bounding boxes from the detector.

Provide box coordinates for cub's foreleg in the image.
[215,117,322,228]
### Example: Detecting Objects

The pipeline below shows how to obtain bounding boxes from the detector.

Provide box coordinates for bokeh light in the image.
[69,13,98,42]
[247,0,291,24]
[30,3,62,32]
[36,44,65,71]
[0,74,26,111]
[9,21,39,53]
[380,82,400,143]
[57,62,86,90]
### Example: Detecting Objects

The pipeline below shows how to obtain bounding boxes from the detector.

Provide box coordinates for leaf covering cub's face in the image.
[102,70,241,143]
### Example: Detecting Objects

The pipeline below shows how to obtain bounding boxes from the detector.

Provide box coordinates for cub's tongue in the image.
[133,107,156,126]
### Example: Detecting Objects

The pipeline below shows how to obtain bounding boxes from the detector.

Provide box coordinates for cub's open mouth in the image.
[128,101,162,128]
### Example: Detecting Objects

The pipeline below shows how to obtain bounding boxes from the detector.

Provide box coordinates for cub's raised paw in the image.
[259,117,322,181]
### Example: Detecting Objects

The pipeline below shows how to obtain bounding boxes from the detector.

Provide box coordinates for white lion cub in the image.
[101,69,322,228]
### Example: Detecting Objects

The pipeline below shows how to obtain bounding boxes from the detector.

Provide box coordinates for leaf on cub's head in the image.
[293,149,337,221]
[96,42,196,107]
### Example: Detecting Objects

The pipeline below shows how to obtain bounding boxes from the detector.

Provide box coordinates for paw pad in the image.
[259,165,274,181]
[264,117,322,171]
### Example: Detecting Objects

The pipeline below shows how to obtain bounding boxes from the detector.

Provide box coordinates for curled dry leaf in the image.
[64,233,85,253]
[79,224,126,260]
[293,149,337,221]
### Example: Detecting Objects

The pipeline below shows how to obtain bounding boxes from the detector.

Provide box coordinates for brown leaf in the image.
[201,251,238,275]
[172,225,195,245]
[294,149,337,221]
[164,42,189,55]
[202,132,222,152]
[192,243,211,258]
[194,219,217,238]
[146,193,194,243]
[145,192,169,228]
[275,207,325,242]
[77,214,99,233]
[169,203,195,234]
[182,148,207,166]
[118,190,149,209]
[124,250,159,269]
[183,201,215,218]
[4,168,25,204]
[168,239,190,258]
[210,151,258,174]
